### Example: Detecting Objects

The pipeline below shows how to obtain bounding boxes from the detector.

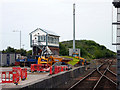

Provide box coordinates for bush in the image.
[59,40,116,59]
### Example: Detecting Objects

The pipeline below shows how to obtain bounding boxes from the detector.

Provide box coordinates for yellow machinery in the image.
[72,53,86,66]
[47,56,63,66]
[79,57,85,66]
[38,56,48,64]
[48,56,72,65]
[37,56,62,65]
[37,50,86,66]
[72,53,79,57]
[37,55,72,66]
[37,56,62,66]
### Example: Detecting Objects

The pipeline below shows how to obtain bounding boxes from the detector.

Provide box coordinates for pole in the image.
[117,8,120,90]
[112,1,120,89]
[73,3,75,53]
[20,30,21,49]
[0,51,2,66]
[46,34,48,46]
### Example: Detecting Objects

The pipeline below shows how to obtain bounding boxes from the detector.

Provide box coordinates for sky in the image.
[0,0,117,52]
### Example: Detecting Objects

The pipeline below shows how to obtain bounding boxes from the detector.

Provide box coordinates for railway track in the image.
[68,60,117,90]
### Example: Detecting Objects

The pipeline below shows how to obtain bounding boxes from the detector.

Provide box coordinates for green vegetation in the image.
[61,56,79,65]
[2,40,116,60]
[59,40,116,59]
[2,46,32,56]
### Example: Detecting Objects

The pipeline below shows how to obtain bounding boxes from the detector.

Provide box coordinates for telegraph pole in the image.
[112,0,120,89]
[20,30,21,49]
[73,3,75,53]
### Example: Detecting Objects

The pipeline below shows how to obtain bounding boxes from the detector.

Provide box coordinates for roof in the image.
[30,28,60,37]
[113,0,120,8]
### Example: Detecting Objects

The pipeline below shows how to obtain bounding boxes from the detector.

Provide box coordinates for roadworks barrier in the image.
[1,67,27,85]
[11,66,85,90]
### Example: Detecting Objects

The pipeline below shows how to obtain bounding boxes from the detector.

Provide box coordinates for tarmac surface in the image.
[0,67,49,89]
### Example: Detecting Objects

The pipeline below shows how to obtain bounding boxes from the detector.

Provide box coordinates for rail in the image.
[68,60,117,90]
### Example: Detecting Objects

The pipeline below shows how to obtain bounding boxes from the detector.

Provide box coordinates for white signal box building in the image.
[30,28,60,55]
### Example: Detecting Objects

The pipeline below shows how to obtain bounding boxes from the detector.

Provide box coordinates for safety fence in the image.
[31,64,68,75]
[1,67,27,85]
[31,64,50,72]
[50,66,68,75]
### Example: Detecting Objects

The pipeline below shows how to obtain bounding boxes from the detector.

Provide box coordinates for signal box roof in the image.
[30,28,60,37]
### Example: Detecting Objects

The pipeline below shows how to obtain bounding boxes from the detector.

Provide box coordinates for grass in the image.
[61,56,80,66]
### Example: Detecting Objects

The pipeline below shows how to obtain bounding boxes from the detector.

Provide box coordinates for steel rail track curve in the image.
[68,60,117,90]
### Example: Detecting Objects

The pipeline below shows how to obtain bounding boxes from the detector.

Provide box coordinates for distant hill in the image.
[59,40,116,59]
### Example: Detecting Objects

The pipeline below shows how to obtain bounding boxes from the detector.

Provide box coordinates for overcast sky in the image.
[0,0,117,52]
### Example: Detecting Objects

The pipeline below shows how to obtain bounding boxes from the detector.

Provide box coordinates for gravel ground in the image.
[57,59,112,89]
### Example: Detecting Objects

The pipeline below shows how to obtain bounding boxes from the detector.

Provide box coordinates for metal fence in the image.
[0,53,20,66]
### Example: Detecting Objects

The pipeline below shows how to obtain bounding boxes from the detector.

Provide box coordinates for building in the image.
[29,28,60,55]
[69,48,80,57]
[0,53,21,66]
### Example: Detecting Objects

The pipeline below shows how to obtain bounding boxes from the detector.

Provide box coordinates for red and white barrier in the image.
[1,67,27,85]
[50,66,68,75]
[31,64,50,72]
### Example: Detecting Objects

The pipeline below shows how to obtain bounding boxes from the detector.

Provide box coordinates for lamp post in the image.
[73,3,75,53]
[13,30,21,49]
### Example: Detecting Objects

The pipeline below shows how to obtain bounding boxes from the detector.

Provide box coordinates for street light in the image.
[13,30,21,49]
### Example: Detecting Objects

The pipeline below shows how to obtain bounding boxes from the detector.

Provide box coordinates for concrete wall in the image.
[20,66,85,89]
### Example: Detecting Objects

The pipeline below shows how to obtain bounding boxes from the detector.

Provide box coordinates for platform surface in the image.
[0,67,49,89]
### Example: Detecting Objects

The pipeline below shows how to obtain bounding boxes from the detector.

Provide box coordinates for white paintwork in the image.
[30,28,59,47]
[46,46,52,54]
[48,43,59,47]
[117,8,120,50]
[118,7,120,13]
[118,14,120,22]
[31,28,46,45]
[117,23,120,28]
